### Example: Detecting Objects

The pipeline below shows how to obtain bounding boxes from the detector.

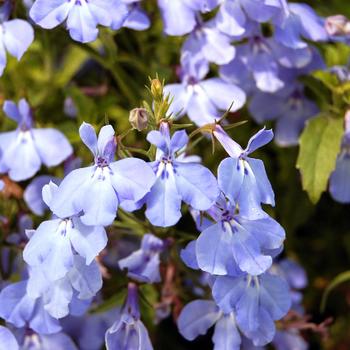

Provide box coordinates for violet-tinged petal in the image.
[3,100,21,123]
[245,128,274,155]
[79,122,98,156]
[163,83,189,118]
[177,300,221,341]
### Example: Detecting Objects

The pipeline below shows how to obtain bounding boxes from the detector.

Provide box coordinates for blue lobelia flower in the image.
[29,0,129,43]
[249,82,318,146]
[122,0,150,31]
[274,3,328,50]
[220,32,285,93]
[26,255,102,319]
[49,122,155,226]
[0,326,19,350]
[329,117,350,203]
[157,0,220,36]
[164,53,246,126]
[182,20,235,65]
[0,99,73,181]
[214,126,275,218]
[212,272,291,346]
[105,283,153,350]
[178,299,243,350]
[119,233,164,283]
[144,122,219,227]
[0,15,34,76]
[194,194,285,276]
[0,280,61,335]
[215,0,289,37]
[23,181,108,282]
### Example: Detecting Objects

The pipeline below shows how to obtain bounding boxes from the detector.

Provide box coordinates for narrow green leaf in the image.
[297,115,343,203]
[321,270,350,312]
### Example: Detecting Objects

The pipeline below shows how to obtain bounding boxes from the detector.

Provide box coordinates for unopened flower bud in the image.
[151,79,163,100]
[129,108,149,131]
[325,15,350,36]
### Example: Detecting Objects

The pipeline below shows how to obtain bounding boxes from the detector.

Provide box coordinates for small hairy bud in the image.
[129,108,149,131]
[325,15,350,36]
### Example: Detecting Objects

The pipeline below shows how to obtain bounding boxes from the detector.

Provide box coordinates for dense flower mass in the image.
[0,0,350,349]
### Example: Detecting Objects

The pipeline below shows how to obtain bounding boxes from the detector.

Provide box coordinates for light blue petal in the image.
[245,128,274,155]
[44,278,73,319]
[232,223,272,275]
[196,222,236,275]
[79,122,98,156]
[177,300,221,341]
[29,298,62,334]
[50,166,93,219]
[238,215,285,250]
[247,158,275,206]
[212,314,241,350]
[170,130,189,152]
[0,326,18,350]
[259,274,291,320]
[329,153,350,203]
[158,0,196,36]
[163,83,189,118]
[175,162,219,210]
[145,172,182,227]
[147,130,169,154]
[3,20,34,60]
[0,281,35,328]
[78,176,118,226]
[66,5,98,43]
[69,218,108,265]
[24,175,57,215]
[68,256,102,299]
[97,124,115,157]
[200,78,246,112]
[218,157,244,203]
[110,158,156,204]
[3,131,42,181]
[32,128,73,167]
[216,0,246,36]
[3,100,21,123]
[180,240,199,270]
[40,333,78,350]
[123,6,150,30]
[29,0,71,29]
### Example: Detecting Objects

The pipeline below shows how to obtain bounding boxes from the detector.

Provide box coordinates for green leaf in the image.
[321,270,350,312]
[297,115,344,203]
